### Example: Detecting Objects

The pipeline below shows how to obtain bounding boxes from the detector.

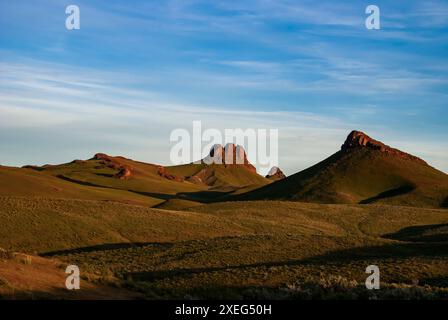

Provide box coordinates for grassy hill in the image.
[30,155,206,195]
[237,132,448,208]
[0,196,253,254]
[13,153,270,206]
[0,166,163,207]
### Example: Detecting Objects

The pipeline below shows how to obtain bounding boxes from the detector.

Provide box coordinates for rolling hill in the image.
[237,131,448,208]
[0,165,163,207]
[4,144,271,206]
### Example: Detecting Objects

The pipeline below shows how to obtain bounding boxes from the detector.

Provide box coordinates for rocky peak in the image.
[265,166,286,181]
[341,131,427,165]
[202,144,256,173]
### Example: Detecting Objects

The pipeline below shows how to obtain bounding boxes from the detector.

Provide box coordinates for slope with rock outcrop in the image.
[237,131,448,208]
[0,165,163,206]
[7,145,269,206]
[167,143,270,189]
[22,153,206,198]
[266,166,286,181]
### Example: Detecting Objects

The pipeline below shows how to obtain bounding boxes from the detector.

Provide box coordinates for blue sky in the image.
[0,0,447,175]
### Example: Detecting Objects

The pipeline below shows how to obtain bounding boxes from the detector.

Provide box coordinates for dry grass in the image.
[1,199,441,299]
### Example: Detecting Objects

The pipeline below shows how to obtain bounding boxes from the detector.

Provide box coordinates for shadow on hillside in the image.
[56,174,178,201]
[0,286,142,300]
[56,174,230,203]
[176,190,233,202]
[122,241,448,283]
[41,242,173,257]
[131,190,231,202]
[442,196,448,208]
[130,190,177,200]
[299,241,448,264]
[420,276,448,288]
[383,223,448,243]
[95,173,114,178]
[359,184,416,204]
[57,174,105,188]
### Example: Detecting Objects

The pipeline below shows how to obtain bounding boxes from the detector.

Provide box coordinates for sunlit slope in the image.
[237,134,448,208]
[0,196,251,253]
[28,155,270,204]
[168,163,271,188]
[0,166,162,206]
[33,156,206,195]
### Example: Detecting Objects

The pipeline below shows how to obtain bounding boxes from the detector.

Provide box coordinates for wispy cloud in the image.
[0,1,447,173]
[1,60,447,174]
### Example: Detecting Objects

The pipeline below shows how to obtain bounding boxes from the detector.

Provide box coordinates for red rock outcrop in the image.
[156,166,184,182]
[341,131,427,165]
[115,166,132,180]
[202,144,257,173]
[186,167,217,186]
[93,153,134,180]
[265,166,286,180]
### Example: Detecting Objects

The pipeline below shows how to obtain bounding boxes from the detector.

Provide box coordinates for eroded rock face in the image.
[115,166,132,180]
[265,166,286,180]
[202,144,257,173]
[186,167,217,186]
[156,166,184,182]
[341,131,427,165]
[93,153,113,162]
[93,153,134,180]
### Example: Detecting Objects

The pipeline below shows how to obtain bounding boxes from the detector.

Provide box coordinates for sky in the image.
[0,0,447,175]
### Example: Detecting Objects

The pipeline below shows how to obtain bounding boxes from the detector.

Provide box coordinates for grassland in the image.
[1,197,446,299]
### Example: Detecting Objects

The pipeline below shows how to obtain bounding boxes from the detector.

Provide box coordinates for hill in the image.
[0,165,163,207]
[25,154,206,196]
[10,147,270,206]
[167,143,270,189]
[237,131,448,208]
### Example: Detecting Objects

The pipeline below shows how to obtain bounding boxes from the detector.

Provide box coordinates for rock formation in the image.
[265,166,286,180]
[202,144,257,173]
[341,131,427,165]
[157,166,184,182]
[93,153,133,180]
